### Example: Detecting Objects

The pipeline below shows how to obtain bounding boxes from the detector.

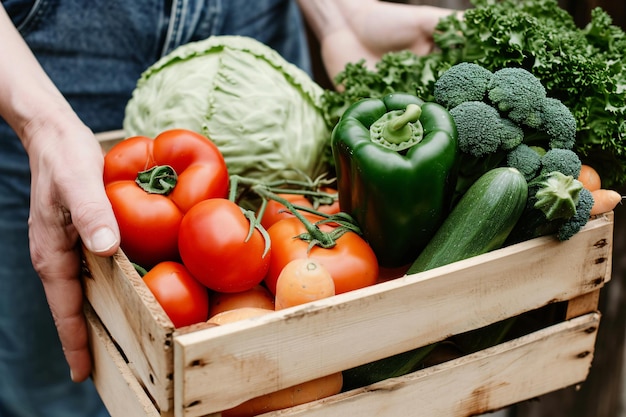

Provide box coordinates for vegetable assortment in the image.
[104,5,626,408]
[322,0,626,189]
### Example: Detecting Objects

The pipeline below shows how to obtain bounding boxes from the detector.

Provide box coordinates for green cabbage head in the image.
[123,35,332,183]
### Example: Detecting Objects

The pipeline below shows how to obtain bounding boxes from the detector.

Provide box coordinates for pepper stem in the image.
[370,104,424,151]
[136,165,178,195]
[387,104,422,138]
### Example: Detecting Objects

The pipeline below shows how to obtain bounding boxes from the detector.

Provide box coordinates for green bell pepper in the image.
[331,93,458,267]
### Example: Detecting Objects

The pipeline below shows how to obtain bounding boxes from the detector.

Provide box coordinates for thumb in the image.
[66,180,120,256]
[84,222,120,255]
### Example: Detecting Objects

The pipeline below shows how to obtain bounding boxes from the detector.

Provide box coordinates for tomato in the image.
[315,187,340,215]
[103,129,229,267]
[274,258,335,310]
[259,194,314,230]
[264,216,378,295]
[259,188,341,230]
[209,285,275,318]
[178,199,271,293]
[143,261,210,328]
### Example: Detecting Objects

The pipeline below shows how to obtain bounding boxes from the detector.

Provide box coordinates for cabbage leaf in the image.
[124,35,332,184]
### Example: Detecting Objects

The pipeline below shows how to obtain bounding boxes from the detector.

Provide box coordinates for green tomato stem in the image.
[229,174,362,251]
[135,165,177,195]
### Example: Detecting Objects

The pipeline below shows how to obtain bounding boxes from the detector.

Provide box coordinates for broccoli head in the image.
[449,101,503,157]
[538,97,577,150]
[434,63,494,109]
[487,67,546,128]
[540,148,582,178]
[557,187,594,241]
[506,144,541,180]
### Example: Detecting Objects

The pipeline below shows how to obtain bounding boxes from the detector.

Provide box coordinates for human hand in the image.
[23,108,120,382]
[300,0,462,84]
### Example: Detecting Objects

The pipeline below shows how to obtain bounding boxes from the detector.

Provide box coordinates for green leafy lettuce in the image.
[124,35,332,184]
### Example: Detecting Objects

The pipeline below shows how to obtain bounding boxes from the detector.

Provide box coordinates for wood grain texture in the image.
[172,215,612,416]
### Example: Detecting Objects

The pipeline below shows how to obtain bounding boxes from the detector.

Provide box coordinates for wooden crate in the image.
[82,194,614,417]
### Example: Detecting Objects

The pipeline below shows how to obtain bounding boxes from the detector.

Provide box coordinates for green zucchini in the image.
[341,343,438,391]
[407,167,528,274]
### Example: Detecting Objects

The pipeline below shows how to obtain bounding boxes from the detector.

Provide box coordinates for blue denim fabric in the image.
[0,1,310,416]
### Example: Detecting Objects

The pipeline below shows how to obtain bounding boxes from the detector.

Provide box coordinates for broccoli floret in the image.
[449,101,503,157]
[487,67,546,128]
[538,97,577,150]
[557,187,594,241]
[498,118,525,151]
[434,63,494,109]
[540,148,582,178]
[506,144,541,180]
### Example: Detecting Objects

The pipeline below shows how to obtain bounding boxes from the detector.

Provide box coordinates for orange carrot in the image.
[578,164,602,191]
[590,189,623,215]
[274,259,335,310]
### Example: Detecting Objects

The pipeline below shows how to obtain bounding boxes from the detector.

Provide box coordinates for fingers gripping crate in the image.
[82,200,614,417]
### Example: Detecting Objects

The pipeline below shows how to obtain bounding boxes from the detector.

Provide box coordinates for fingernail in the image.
[89,227,118,253]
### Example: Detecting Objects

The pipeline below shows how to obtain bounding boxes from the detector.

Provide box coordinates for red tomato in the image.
[178,199,271,293]
[259,188,341,230]
[103,129,229,267]
[264,216,378,295]
[315,187,341,215]
[259,194,314,230]
[143,261,210,328]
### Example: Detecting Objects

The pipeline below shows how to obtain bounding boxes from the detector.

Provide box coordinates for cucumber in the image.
[341,343,438,391]
[408,167,528,274]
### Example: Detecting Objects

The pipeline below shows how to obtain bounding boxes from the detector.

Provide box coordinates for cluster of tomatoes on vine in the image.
[102,129,379,327]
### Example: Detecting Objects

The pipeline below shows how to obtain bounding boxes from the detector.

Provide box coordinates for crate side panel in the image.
[86,304,162,417]
[174,215,612,416]
[95,129,125,152]
[259,312,601,417]
[82,248,174,411]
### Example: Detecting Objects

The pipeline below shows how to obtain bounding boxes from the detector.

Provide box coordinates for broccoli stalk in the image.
[533,171,583,220]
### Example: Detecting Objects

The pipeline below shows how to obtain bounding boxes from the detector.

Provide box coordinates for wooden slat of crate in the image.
[82,249,176,412]
[172,213,612,417]
[86,304,162,417]
[256,312,601,417]
[96,129,126,152]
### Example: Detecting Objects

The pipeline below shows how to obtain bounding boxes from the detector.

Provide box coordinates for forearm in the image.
[296,0,366,42]
[0,6,85,149]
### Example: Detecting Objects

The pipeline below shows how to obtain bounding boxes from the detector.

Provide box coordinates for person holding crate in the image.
[0,0,457,416]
